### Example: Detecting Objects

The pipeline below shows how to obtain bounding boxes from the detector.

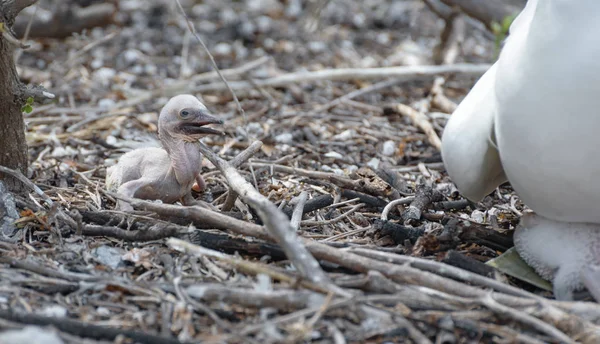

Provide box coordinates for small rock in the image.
[254,274,273,292]
[352,13,366,28]
[51,146,78,158]
[246,0,283,14]
[139,41,154,54]
[382,140,396,156]
[285,0,302,18]
[308,41,327,53]
[333,129,355,141]
[122,49,141,64]
[98,98,115,109]
[0,326,64,344]
[90,59,103,69]
[97,306,111,316]
[40,304,67,318]
[346,165,359,173]
[367,158,380,169]
[471,210,485,223]
[256,16,272,33]
[91,245,125,269]
[274,133,294,144]
[213,42,232,56]
[376,33,391,45]
[144,64,157,75]
[360,56,378,68]
[324,151,343,159]
[246,122,264,137]
[239,21,256,39]
[92,67,116,87]
[105,135,118,146]
[263,38,276,49]
[220,8,238,25]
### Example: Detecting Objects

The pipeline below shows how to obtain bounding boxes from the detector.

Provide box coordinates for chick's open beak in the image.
[180,111,224,136]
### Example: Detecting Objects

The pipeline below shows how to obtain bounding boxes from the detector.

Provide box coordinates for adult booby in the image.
[441,0,600,300]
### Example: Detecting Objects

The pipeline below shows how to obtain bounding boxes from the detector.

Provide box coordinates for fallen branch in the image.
[198,142,332,286]
[168,238,337,295]
[14,2,116,38]
[0,308,181,344]
[192,63,491,93]
[186,283,326,311]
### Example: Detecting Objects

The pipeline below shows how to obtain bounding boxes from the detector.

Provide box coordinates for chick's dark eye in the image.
[180,110,190,118]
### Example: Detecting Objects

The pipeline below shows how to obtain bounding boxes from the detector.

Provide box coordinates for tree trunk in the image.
[0,0,38,192]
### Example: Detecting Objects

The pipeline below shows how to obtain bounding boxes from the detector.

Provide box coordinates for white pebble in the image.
[213,42,232,56]
[367,158,380,169]
[93,67,116,87]
[333,129,355,141]
[274,133,293,144]
[98,98,115,109]
[471,210,485,223]
[324,151,343,159]
[123,49,140,63]
[40,305,67,318]
[382,140,396,156]
[90,59,103,69]
[106,135,117,145]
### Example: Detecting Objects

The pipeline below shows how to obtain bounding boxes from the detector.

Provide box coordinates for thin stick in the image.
[381,197,415,221]
[290,191,308,231]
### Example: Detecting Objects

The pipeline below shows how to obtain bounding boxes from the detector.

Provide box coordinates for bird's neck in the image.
[161,134,202,187]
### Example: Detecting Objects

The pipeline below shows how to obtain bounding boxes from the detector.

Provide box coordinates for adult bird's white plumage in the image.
[442,0,600,300]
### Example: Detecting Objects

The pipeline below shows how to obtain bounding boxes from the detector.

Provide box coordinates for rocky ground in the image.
[1,0,599,343]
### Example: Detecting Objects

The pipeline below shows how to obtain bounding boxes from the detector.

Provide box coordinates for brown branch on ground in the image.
[0,308,181,344]
[14,2,117,38]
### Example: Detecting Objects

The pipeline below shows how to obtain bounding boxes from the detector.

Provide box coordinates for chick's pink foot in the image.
[192,175,207,193]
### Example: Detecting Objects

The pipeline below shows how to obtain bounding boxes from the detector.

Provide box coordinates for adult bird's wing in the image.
[441,0,541,202]
[441,63,507,202]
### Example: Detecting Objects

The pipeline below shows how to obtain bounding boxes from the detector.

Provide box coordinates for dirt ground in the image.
[2,0,600,343]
